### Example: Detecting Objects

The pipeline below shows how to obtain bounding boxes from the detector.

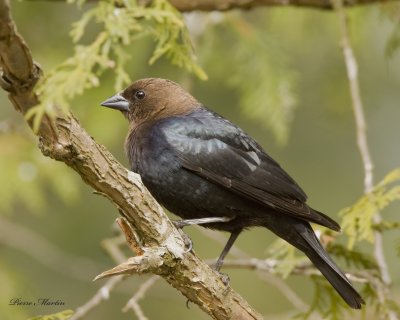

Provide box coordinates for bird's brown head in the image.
[101,78,200,125]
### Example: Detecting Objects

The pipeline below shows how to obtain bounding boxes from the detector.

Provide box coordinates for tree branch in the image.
[122,275,160,318]
[70,276,125,320]
[198,228,309,311]
[169,0,399,11]
[0,1,262,319]
[27,0,400,11]
[0,217,107,282]
[333,0,397,318]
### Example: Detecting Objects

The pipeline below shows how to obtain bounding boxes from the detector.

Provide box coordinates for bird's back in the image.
[125,108,339,232]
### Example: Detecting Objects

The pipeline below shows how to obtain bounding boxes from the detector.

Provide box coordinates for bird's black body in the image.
[101,78,364,309]
[126,108,337,232]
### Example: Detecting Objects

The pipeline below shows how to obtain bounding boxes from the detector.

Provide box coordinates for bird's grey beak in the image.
[100,93,129,112]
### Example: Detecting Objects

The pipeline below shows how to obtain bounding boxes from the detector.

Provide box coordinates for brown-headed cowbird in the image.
[101,78,364,309]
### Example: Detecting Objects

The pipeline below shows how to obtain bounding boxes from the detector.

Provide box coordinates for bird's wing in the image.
[159,111,340,231]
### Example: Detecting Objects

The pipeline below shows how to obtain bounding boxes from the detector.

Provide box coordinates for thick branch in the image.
[169,0,398,11]
[0,1,36,85]
[27,0,400,10]
[0,1,261,319]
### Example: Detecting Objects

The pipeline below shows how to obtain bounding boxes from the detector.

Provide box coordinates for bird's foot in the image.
[172,216,235,254]
[214,269,230,286]
[172,220,188,229]
[180,232,193,253]
[172,221,193,253]
[172,216,234,229]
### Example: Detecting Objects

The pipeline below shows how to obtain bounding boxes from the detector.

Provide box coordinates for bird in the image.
[101,77,364,309]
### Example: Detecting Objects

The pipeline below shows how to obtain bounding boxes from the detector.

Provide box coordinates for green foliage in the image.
[386,25,400,58]
[227,15,297,146]
[266,239,307,278]
[339,168,400,249]
[199,13,297,145]
[295,276,348,320]
[373,220,400,232]
[381,3,400,58]
[377,299,400,320]
[362,282,400,320]
[2,2,400,320]
[293,241,378,320]
[327,243,377,270]
[267,230,388,317]
[26,0,206,132]
[28,310,74,320]
[333,168,400,318]
[0,262,30,320]
[0,131,79,215]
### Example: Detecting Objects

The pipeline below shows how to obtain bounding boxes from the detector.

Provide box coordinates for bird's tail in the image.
[296,224,364,309]
[267,219,365,309]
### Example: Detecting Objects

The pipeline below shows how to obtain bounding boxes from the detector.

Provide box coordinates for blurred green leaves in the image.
[227,15,297,146]
[28,310,74,320]
[339,168,400,249]
[26,0,206,132]
[264,165,400,320]
[27,1,297,143]
[267,238,307,278]
[199,13,297,145]
[1,1,400,319]
[382,3,400,58]
[296,275,347,320]
[0,262,30,320]
[386,25,400,58]
[0,130,79,216]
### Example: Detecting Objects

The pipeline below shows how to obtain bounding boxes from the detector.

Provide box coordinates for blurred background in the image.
[1,1,399,319]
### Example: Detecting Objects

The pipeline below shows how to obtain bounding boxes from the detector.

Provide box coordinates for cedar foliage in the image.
[2,0,400,319]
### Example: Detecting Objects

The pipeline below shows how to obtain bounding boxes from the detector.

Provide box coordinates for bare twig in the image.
[198,228,308,311]
[69,276,125,320]
[220,259,368,283]
[122,276,160,319]
[0,216,106,281]
[72,221,155,320]
[102,234,129,264]
[333,0,397,318]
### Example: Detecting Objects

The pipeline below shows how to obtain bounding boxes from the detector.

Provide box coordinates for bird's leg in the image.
[172,216,234,253]
[213,229,241,286]
[172,216,234,229]
[214,229,241,272]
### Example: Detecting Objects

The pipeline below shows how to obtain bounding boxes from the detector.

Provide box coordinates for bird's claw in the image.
[172,221,193,253]
[172,220,186,229]
[0,72,14,92]
[214,270,230,286]
[181,233,193,253]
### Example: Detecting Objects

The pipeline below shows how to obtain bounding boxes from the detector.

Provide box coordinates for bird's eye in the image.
[135,90,146,100]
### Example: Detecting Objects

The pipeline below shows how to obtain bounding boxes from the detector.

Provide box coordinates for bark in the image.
[168,0,398,11]
[27,0,400,10]
[0,0,262,319]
